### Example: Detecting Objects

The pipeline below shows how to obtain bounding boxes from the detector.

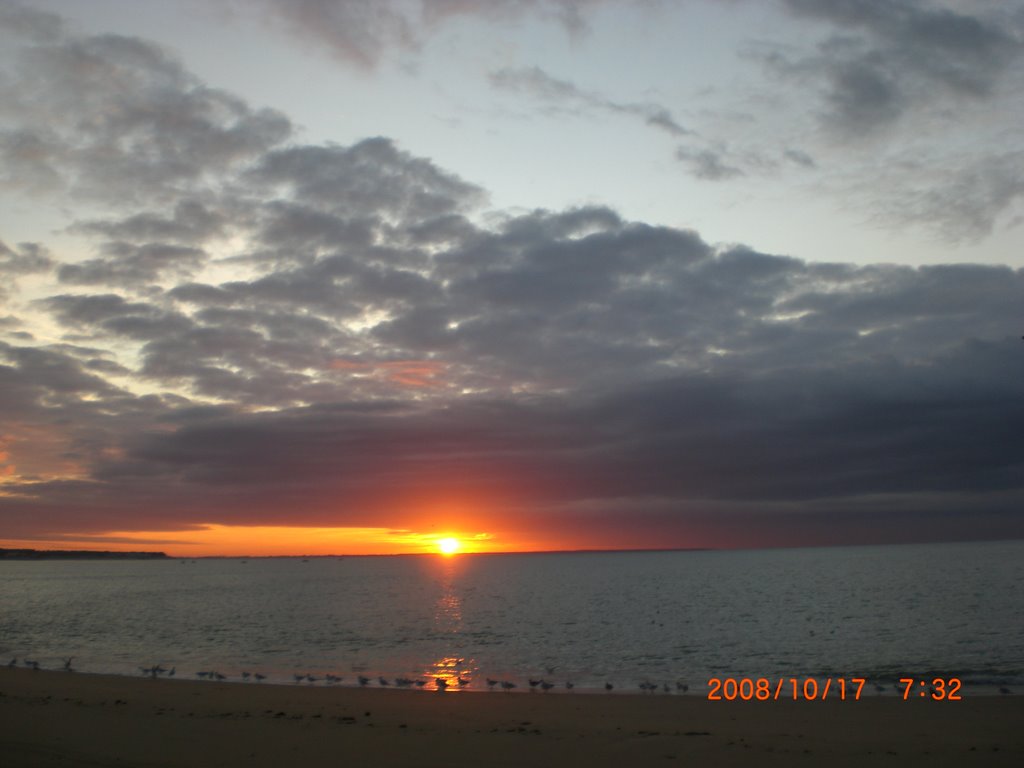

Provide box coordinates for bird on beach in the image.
[358,675,371,687]
[326,674,343,684]
[7,658,15,668]
[457,677,470,687]
[254,673,266,682]
[306,674,319,683]
[414,679,427,688]
[486,678,498,689]
[293,673,305,683]
[565,681,574,691]
[528,679,542,689]
[676,682,689,693]
[540,681,554,692]
[241,671,251,681]
[500,681,516,691]
[168,667,175,677]
[605,682,614,692]
[196,671,210,678]
[436,677,449,691]
[214,672,226,681]
[999,687,1012,695]
[62,657,74,672]
[378,676,390,686]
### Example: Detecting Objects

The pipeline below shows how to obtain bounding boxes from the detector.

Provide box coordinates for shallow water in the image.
[1,540,1021,694]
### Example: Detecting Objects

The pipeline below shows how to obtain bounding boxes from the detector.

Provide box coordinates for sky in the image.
[1,0,1023,556]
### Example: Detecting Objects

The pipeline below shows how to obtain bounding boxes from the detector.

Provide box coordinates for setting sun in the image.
[437,537,461,555]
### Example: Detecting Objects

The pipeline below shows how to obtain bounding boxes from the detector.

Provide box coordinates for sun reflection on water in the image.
[423,655,473,691]
[422,556,474,689]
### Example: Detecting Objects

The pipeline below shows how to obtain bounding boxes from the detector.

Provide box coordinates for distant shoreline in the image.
[0,548,168,560]
[0,547,712,561]
[183,547,716,560]
[3,538,1020,560]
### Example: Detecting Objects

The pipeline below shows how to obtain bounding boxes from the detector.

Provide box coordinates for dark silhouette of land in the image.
[0,548,168,560]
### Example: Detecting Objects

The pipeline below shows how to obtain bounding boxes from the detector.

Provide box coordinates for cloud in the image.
[675,146,745,180]
[0,240,54,302]
[58,242,208,288]
[245,0,622,67]
[783,148,816,168]
[9,224,1024,546]
[0,239,53,275]
[8,327,1021,545]
[19,188,1024,541]
[740,1,1024,238]
[0,19,292,204]
[769,0,1023,137]
[250,137,486,222]
[881,150,1024,241]
[69,200,227,246]
[0,1,63,43]
[489,66,690,138]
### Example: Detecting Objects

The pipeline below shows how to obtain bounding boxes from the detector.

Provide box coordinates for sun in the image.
[437,537,461,555]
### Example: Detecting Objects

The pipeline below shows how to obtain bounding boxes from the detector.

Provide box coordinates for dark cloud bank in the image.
[1,2,1022,549]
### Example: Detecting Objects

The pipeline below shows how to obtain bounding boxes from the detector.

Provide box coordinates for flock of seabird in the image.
[4,658,1014,696]
[7,657,72,672]
[6,655,698,693]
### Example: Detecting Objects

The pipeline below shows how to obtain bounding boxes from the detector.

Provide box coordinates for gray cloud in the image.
[12,326,1019,544]
[784,0,1021,96]
[821,54,904,135]
[741,1,1024,239]
[0,1,63,44]
[0,21,292,204]
[69,200,227,246]
[58,242,208,288]
[9,185,1024,543]
[246,0,622,67]
[251,137,486,223]
[770,0,1023,137]
[489,66,689,138]
[675,146,745,180]
[0,239,53,275]
[783,148,816,168]
[884,150,1024,241]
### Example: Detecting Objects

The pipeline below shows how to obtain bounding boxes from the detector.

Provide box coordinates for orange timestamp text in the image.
[707,677,964,701]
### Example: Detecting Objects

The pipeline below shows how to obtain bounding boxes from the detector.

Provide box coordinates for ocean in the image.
[2,540,1022,694]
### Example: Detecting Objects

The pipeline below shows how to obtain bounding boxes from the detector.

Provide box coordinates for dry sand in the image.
[2,667,1022,767]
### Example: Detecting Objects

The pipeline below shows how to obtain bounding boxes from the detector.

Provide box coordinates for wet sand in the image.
[2,667,1022,767]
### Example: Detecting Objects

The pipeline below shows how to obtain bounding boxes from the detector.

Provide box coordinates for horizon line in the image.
[5,537,1021,560]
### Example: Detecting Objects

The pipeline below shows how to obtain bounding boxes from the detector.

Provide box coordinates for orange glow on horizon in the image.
[0,524,517,558]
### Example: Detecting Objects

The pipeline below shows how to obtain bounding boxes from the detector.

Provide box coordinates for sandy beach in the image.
[1,668,1022,767]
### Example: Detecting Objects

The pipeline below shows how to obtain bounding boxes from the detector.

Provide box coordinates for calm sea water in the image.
[1,541,1022,694]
